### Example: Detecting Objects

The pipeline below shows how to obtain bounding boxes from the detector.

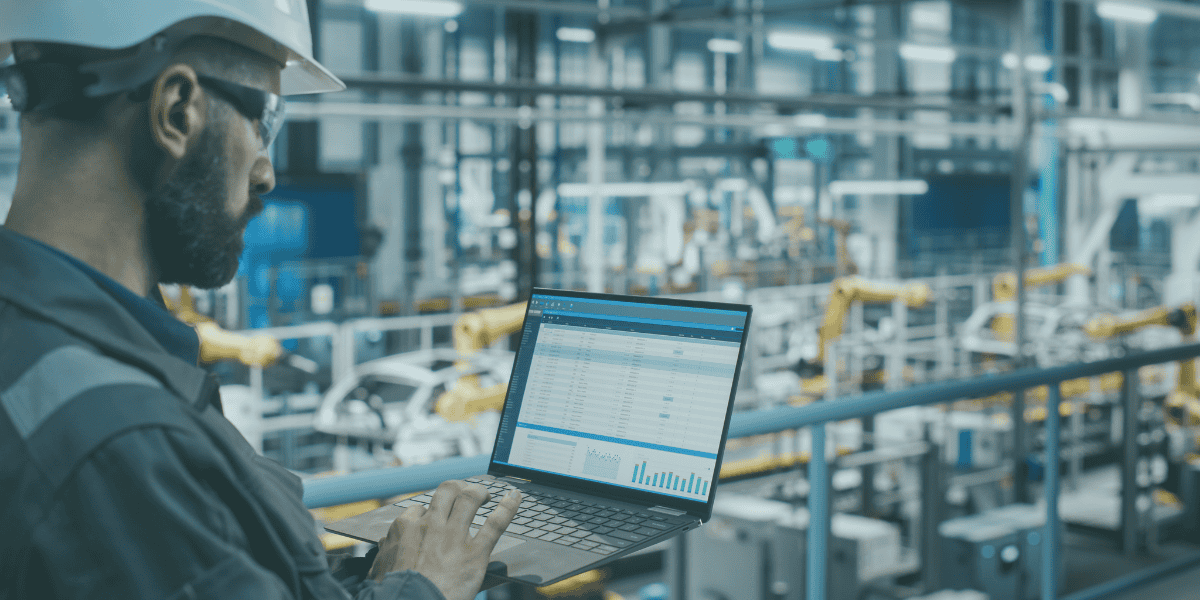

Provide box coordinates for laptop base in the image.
[325,474,696,586]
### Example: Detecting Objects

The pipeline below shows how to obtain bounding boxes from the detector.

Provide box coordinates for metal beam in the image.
[596,0,899,34]
[286,102,1016,138]
[333,72,1012,115]
[469,0,645,16]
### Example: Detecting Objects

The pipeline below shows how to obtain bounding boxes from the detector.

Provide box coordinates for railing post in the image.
[935,275,954,380]
[421,323,433,350]
[333,323,355,384]
[1044,384,1062,600]
[808,421,829,600]
[920,423,943,593]
[1121,369,1140,555]
[887,297,907,393]
[1013,385,1029,503]
[249,366,264,412]
[807,341,836,600]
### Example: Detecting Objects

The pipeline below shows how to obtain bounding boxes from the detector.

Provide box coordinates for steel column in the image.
[920,424,944,592]
[507,11,539,297]
[585,38,608,293]
[807,422,829,600]
[808,338,838,600]
[1044,385,1063,600]
[1010,0,1035,506]
[1120,369,1140,554]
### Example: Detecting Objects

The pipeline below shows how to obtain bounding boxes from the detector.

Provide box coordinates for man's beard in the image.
[145,127,264,289]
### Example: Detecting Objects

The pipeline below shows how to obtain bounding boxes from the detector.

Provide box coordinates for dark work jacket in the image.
[0,227,442,600]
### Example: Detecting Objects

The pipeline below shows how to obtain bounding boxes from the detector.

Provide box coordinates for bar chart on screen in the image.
[631,460,710,497]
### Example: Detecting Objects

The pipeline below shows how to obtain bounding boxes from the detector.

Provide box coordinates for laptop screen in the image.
[491,291,748,503]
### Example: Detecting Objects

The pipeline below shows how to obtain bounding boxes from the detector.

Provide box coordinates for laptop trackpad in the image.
[488,532,526,554]
[488,537,601,585]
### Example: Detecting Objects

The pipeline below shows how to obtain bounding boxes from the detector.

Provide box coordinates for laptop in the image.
[326,288,752,586]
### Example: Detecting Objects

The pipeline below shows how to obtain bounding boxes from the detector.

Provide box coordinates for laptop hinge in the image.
[648,505,687,516]
[499,476,530,483]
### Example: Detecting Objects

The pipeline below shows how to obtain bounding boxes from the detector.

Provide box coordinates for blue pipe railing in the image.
[303,340,1200,600]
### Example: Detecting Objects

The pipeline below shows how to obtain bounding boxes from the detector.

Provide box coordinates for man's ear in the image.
[149,64,207,160]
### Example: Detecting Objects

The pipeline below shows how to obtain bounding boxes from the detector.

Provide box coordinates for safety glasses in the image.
[197,75,286,150]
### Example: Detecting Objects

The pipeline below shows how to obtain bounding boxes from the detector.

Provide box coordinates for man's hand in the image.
[368,481,522,600]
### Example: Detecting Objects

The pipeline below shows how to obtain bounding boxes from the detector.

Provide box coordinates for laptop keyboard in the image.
[391,477,677,555]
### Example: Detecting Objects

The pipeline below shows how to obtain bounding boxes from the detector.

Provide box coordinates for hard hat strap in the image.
[1,62,97,113]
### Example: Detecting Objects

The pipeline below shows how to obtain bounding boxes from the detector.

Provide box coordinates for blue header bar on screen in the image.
[531,294,746,327]
[542,309,742,332]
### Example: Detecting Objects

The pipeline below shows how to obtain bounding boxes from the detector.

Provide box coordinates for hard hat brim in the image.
[0,2,346,96]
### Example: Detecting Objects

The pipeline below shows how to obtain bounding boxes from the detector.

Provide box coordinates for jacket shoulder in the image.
[0,301,166,437]
[0,300,199,486]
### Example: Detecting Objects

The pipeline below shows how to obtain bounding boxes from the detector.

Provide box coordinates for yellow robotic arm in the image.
[815,277,931,366]
[436,302,528,421]
[161,286,284,368]
[1084,305,1195,339]
[992,263,1090,303]
[990,263,1090,342]
[451,302,529,361]
[1085,304,1200,411]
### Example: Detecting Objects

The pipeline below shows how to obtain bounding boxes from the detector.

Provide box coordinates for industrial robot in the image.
[1085,303,1200,455]
[791,276,931,399]
[434,301,529,421]
[959,263,1094,365]
[161,285,285,368]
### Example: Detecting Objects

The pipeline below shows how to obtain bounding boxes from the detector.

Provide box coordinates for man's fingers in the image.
[473,489,521,550]
[382,512,405,542]
[396,505,427,572]
[426,480,465,523]
[372,506,425,582]
[447,483,490,537]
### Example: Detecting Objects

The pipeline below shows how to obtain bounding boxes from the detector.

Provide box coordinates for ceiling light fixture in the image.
[1002,53,1053,72]
[365,0,463,16]
[899,43,957,63]
[558,181,697,197]
[1095,1,1158,23]
[829,180,929,196]
[708,39,744,54]
[793,113,829,128]
[767,31,836,53]
[556,27,596,43]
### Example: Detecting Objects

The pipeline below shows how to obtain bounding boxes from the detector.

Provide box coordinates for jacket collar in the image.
[0,227,208,404]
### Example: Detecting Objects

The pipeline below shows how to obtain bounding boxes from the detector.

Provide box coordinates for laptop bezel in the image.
[486,287,751,523]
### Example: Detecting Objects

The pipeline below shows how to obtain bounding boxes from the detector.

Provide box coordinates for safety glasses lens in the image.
[259,94,286,149]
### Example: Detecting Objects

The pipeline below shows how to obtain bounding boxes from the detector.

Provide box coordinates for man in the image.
[0,2,520,599]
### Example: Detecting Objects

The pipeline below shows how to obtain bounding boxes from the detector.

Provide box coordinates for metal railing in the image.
[301,341,1200,600]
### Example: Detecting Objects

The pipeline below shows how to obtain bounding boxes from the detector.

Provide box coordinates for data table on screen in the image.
[496,295,746,502]
[518,324,738,456]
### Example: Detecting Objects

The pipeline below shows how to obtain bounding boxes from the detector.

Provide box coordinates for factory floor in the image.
[1064,531,1200,599]
[1109,569,1200,599]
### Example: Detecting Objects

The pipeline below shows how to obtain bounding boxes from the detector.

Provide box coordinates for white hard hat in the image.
[0,0,345,96]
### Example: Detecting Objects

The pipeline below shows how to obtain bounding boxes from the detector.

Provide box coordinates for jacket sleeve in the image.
[28,425,443,600]
[331,548,447,600]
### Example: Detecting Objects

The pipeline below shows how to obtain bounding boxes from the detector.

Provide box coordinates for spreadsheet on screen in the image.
[492,294,746,501]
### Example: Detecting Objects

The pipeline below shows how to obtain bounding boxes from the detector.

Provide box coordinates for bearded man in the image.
[0,2,519,599]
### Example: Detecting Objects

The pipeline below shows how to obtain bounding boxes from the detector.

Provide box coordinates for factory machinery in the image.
[164,254,1200,599]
